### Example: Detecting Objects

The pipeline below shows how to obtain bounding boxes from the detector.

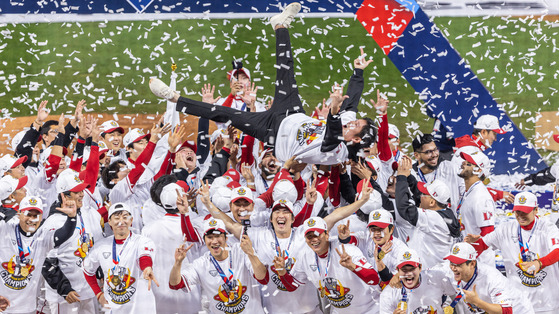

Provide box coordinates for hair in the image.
[56,191,72,204]
[412,134,435,152]
[358,117,377,149]
[150,175,179,213]
[435,200,448,209]
[472,128,483,136]
[101,160,126,189]
[40,120,59,137]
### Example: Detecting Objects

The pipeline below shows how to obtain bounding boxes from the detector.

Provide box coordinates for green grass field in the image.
[0,16,558,148]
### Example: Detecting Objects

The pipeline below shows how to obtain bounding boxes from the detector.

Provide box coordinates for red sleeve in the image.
[293,177,305,201]
[169,277,186,290]
[501,306,513,314]
[221,94,235,108]
[539,248,559,267]
[454,135,475,149]
[240,135,255,166]
[139,256,153,271]
[277,271,299,292]
[181,214,200,242]
[253,268,270,285]
[377,114,392,162]
[154,151,175,181]
[480,226,494,236]
[84,272,102,295]
[473,238,489,256]
[69,138,85,172]
[128,141,156,188]
[328,166,341,207]
[258,169,292,207]
[81,145,100,194]
[353,266,380,285]
[97,206,108,223]
[293,203,314,228]
[45,154,62,183]
[315,170,329,197]
[487,188,504,202]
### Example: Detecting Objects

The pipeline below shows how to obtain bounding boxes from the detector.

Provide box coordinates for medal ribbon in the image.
[449,266,478,308]
[15,225,34,264]
[456,181,482,228]
[76,211,87,244]
[273,229,294,262]
[210,254,234,290]
[417,167,436,183]
[518,219,537,262]
[112,233,131,266]
[315,243,331,278]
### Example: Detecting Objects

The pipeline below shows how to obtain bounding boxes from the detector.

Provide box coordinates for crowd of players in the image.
[1,3,559,314]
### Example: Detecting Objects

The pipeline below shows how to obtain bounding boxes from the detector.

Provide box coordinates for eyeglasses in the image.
[418,148,439,156]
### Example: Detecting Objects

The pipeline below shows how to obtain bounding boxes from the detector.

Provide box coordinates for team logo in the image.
[28,198,38,206]
[432,191,438,198]
[518,196,527,204]
[372,212,381,220]
[411,305,436,313]
[318,277,353,308]
[452,246,460,255]
[106,266,136,305]
[110,121,118,127]
[270,257,296,291]
[307,219,316,227]
[237,188,246,196]
[0,256,35,290]
[74,234,94,266]
[402,251,412,260]
[213,279,249,314]
[209,219,218,227]
[73,175,83,184]
[99,141,108,150]
[137,130,145,136]
[296,121,325,146]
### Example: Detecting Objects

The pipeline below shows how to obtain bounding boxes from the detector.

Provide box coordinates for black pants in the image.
[175,28,304,148]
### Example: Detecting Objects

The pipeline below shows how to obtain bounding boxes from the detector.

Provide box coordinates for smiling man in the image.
[465,192,559,313]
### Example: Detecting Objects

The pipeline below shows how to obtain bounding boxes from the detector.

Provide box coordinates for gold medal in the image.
[378,251,386,261]
[444,306,454,314]
[20,267,29,277]
[397,301,408,311]
[81,242,89,254]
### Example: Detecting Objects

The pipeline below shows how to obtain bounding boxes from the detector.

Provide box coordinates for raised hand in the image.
[143,267,159,291]
[463,284,480,305]
[315,98,331,119]
[176,189,190,215]
[397,155,413,177]
[273,250,287,276]
[174,243,194,264]
[36,100,49,124]
[197,180,211,206]
[514,179,526,190]
[354,47,373,70]
[464,234,481,244]
[57,114,66,135]
[56,193,77,217]
[150,117,172,143]
[335,244,356,271]
[357,179,373,202]
[79,115,95,139]
[168,124,187,153]
[240,234,256,256]
[201,83,221,104]
[329,84,349,115]
[90,119,101,143]
[71,99,86,128]
[240,82,258,112]
[241,162,255,184]
[305,178,318,205]
[337,220,351,241]
[223,125,237,149]
[370,89,388,116]
[265,98,273,111]
[351,160,372,180]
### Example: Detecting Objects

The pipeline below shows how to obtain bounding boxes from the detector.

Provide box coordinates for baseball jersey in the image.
[43,207,104,304]
[482,218,559,312]
[289,240,376,314]
[178,243,265,314]
[458,181,496,265]
[109,175,152,232]
[82,233,156,313]
[411,159,462,214]
[379,269,455,314]
[408,208,456,268]
[248,227,320,314]
[0,220,57,314]
[275,113,348,165]
[25,166,56,217]
[451,263,535,314]
[141,214,203,314]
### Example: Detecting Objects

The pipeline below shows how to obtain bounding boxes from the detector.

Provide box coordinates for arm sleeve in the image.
[240,134,256,166]
[53,216,77,248]
[181,214,201,243]
[63,122,78,148]
[16,123,41,167]
[377,114,392,162]
[522,166,556,186]
[293,176,305,201]
[69,137,85,172]
[82,142,100,194]
[320,112,343,152]
[329,166,341,207]
[293,203,314,228]
[487,188,504,202]
[154,151,175,181]
[315,170,329,197]
[196,118,210,163]
[84,272,102,296]
[351,249,379,285]
[127,141,156,188]
[540,248,559,267]
[339,172,357,205]
[202,148,230,184]
[42,257,75,298]
[339,68,364,113]
[278,272,300,292]
[395,175,419,226]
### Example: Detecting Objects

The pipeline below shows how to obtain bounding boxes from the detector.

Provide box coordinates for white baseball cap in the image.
[39,146,69,165]
[272,179,297,204]
[388,124,400,139]
[302,217,328,236]
[10,131,26,152]
[230,186,253,204]
[444,242,477,264]
[19,196,43,213]
[473,114,506,134]
[356,180,382,214]
[55,169,88,194]
[460,151,491,178]
[367,209,394,229]
[212,186,233,212]
[160,181,189,209]
[272,199,294,214]
[417,179,450,204]
[364,155,381,174]
[100,120,124,135]
[227,67,251,81]
[396,249,421,269]
[123,128,150,148]
[0,155,28,175]
[203,218,227,235]
[177,140,197,154]
[0,175,28,200]
[108,202,132,218]
[512,191,538,213]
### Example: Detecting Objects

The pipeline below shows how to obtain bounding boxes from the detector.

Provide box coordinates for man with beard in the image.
[444,242,534,314]
[380,249,456,314]
[456,150,496,266]
[0,195,76,314]
[465,192,559,314]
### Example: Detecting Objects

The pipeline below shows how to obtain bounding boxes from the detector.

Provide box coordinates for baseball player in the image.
[83,203,158,313]
[466,192,559,313]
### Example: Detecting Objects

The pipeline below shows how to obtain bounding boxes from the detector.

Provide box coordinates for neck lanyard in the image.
[450,266,478,308]
[400,274,421,303]
[262,176,269,190]
[315,243,331,278]
[15,225,34,264]
[76,211,87,243]
[518,219,537,262]
[273,229,294,261]
[417,167,436,183]
[456,181,482,216]
[112,233,131,266]
[210,253,234,290]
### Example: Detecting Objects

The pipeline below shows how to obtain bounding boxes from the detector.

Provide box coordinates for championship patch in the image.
[213,279,249,314]
[318,277,353,308]
[106,266,136,305]
[0,256,35,290]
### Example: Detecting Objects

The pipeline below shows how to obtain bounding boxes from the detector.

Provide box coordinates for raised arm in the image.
[199,181,243,239]
[324,179,372,230]
[240,235,269,283]
[395,156,419,226]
